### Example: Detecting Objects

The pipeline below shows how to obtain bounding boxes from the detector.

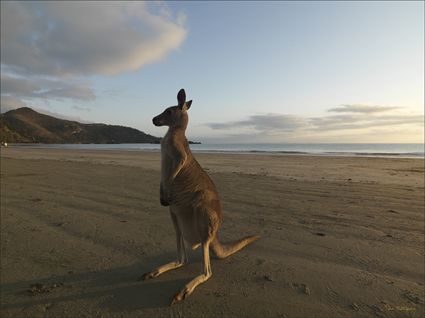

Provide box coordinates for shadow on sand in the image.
[0,253,205,313]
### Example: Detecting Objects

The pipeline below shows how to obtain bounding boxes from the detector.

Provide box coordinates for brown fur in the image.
[140,89,260,305]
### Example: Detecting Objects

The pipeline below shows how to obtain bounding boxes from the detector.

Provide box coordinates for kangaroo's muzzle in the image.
[152,115,163,126]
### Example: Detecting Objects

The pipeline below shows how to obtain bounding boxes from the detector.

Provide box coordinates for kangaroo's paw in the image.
[138,270,159,281]
[170,286,193,305]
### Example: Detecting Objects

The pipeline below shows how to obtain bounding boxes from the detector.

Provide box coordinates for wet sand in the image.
[1,147,424,317]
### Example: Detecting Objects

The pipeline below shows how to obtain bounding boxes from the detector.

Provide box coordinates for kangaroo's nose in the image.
[152,116,160,126]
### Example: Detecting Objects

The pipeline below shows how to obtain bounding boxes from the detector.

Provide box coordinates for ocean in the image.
[8,143,425,158]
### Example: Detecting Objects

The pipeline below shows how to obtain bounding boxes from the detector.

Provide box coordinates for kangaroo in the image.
[139,89,260,305]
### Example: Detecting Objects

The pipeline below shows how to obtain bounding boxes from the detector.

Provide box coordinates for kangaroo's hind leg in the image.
[139,209,187,281]
[171,240,212,305]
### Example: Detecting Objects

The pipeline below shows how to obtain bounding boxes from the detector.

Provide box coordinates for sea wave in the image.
[5,143,424,158]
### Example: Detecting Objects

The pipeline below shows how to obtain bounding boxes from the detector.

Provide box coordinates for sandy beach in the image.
[1,147,424,318]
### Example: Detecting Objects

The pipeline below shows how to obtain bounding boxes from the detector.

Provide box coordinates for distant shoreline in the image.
[5,143,424,159]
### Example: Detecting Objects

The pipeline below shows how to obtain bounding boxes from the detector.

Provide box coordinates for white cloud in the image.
[205,104,424,142]
[311,104,424,132]
[0,96,27,113]
[1,74,95,101]
[0,1,187,77]
[208,114,307,131]
[327,104,401,114]
[0,2,187,113]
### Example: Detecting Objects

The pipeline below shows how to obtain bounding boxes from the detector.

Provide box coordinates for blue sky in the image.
[1,1,424,143]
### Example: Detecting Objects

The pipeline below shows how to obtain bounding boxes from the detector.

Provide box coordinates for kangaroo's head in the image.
[152,89,192,129]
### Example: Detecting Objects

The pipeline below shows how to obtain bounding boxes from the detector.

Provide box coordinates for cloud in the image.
[0,2,187,77]
[208,114,307,131]
[311,104,423,131]
[72,105,91,112]
[205,104,424,142]
[0,96,27,113]
[1,2,187,113]
[1,74,95,101]
[309,113,424,131]
[327,104,401,114]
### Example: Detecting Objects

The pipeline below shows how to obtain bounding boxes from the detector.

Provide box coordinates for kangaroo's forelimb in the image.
[161,141,187,205]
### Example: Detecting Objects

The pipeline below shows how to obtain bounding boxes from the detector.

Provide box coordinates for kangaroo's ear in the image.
[177,89,186,106]
[184,100,192,110]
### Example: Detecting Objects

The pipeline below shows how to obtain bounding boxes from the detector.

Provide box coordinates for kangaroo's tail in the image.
[210,234,260,259]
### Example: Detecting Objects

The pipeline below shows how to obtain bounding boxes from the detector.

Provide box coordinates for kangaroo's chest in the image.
[160,149,171,183]
[160,134,175,183]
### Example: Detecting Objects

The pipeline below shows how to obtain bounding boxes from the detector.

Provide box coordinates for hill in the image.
[0,107,161,144]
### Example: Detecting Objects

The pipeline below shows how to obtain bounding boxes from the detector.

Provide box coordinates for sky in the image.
[1,1,424,143]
